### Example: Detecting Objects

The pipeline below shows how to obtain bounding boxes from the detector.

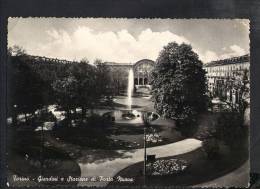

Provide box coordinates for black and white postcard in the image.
[6,18,250,188]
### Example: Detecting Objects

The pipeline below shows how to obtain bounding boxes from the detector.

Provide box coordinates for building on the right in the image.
[203,54,250,108]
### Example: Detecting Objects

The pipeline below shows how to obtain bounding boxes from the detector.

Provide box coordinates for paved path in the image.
[77,138,202,187]
[193,160,250,188]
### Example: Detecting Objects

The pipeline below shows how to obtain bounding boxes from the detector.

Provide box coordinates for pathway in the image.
[77,138,202,187]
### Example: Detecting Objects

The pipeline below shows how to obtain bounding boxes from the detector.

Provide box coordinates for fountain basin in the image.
[121,112,136,120]
[103,110,143,125]
[102,110,159,125]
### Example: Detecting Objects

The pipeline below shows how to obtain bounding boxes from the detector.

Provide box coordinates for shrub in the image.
[202,138,220,160]
[176,116,198,137]
[37,110,57,122]
[146,159,188,176]
[215,112,248,150]
[87,113,113,128]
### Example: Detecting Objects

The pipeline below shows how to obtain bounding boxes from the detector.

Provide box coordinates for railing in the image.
[14,54,80,64]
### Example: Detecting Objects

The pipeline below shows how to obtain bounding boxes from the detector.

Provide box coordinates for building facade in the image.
[203,54,250,106]
[26,54,250,106]
[105,59,155,89]
[106,54,250,107]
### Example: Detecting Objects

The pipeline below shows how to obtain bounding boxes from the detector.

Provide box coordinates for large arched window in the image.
[144,78,148,85]
[134,78,138,85]
[133,59,155,85]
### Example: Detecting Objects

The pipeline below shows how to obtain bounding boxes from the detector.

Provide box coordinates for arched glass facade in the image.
[133,59,155,86]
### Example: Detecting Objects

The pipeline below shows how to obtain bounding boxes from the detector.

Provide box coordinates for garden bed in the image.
[109,146,249,187]
[147,159,188,176]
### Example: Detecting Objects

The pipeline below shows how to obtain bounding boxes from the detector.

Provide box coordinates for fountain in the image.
[102,68,159,123]
[127,68,134,110]
[119,69,136,121]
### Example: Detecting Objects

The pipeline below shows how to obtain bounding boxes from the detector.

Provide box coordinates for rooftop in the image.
[204,54,249,67]
[104,62,133,66]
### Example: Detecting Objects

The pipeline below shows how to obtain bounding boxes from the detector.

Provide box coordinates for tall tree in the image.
[222,70,250,118]
[151,42,208,135]
[8,45,27,56]
[8,55,46,125]
[94,59,114,102]
[110,68,128,95]
[70,59,97,118]
[52,76,78,124]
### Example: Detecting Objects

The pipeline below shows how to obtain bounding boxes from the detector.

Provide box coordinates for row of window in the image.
[134,77,149,85]
[204,63,249,73]
[206,71,247,77]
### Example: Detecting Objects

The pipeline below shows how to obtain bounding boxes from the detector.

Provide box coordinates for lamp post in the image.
[40,121,44,176]
[142,112,150,187]
[13,105,17,126]
[144,126,147,186]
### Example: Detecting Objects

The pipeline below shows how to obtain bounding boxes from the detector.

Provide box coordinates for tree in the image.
[215,112,248,150]
[151,42,208,136]
[8,55,46,125]
[110,68,128,95]
[222,70,250,118]
[52,76,78,125]
[8,45,27,56]
[94,59,114,103]
[70,59,97,119]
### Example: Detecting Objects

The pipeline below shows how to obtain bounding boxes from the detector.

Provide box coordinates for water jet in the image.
[127,69,134,110]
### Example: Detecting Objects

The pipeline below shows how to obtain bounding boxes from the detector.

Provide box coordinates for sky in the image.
[8,18,250,63]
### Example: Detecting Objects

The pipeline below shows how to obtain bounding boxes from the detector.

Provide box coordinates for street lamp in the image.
[13,105,17,126]
[144,126,147,185]
[142,112,150,187]
[40,121,44,176]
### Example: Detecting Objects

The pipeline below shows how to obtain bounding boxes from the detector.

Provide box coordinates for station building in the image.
[106,54,250,107]
[105,59,155,89]
[26,54,250,106]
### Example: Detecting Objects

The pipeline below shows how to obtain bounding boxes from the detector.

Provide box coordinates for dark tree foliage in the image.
[221,70,250,118]
[8,45,26,56]
[70,60,97,118]
[52,76,78,120]
[20,56,73,105]
[51,59,114,123]
[151,42,208,135]
[110,69,128,95]
[202,138,220,160]
[8,55,46,124]
[8,45,116,126]
[94,59,114,99]
[215,112,248,150]
[26,61,59,104]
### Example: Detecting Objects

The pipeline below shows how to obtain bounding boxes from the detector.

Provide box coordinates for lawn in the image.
[7,94,247,187]
[52,117,184,150]
[51,111,220,151]
[108,143,249,187]
[7,127,81,186]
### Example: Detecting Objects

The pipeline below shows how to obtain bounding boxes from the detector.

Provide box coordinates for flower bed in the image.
[145,133,163,143]
[147,159,188,176]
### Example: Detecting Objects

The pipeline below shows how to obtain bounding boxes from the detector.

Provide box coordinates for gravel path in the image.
[78,138,202,187]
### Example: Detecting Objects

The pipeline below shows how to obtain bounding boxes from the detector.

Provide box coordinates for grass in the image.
[7,127,81,186]
[52,118,184,150]
[108,144,249,187]
[8,150,81,186]
[46,111,220,151]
